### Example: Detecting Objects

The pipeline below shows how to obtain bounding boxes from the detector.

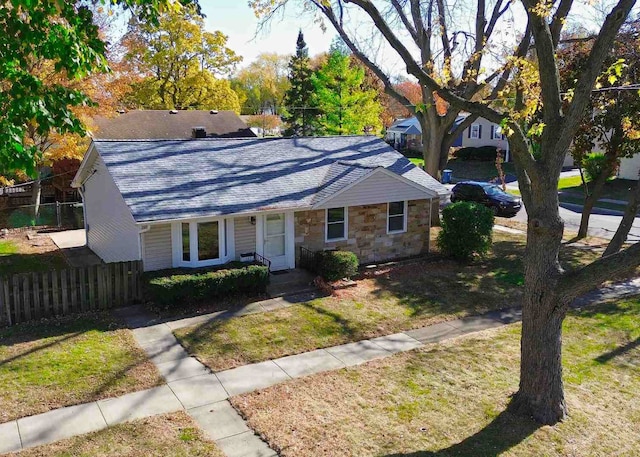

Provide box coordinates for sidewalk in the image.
[2,278,640,455]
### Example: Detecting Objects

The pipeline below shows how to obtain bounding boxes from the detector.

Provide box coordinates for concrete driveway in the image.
[49,229,102,267]
[49,229,87,249]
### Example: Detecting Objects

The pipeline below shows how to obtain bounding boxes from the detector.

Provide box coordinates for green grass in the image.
[233,298,640,456]
[7,412,224,457]
[0,314,162,422]
[174,232,599,372]
[0,238,68,275]
[0,240,18,255]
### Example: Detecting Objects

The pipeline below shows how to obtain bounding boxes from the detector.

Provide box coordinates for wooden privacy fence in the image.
[0,261,143,326]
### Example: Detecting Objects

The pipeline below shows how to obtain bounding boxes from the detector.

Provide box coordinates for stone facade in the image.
[294,199,431,265]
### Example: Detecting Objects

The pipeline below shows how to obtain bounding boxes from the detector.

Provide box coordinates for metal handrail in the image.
[299,246,319,273]
[254,252,271,271]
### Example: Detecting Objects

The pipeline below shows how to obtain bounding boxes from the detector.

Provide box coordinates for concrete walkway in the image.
[3,278,640,455]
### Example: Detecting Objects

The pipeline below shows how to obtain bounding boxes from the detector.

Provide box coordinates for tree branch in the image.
[316,2,415,112]
[390,0,419,47]
[521,0,563,133]
[550,0,575,46]
[558,239,640,303]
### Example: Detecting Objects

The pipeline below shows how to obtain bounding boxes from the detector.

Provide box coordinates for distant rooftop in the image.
[91,110,256,140]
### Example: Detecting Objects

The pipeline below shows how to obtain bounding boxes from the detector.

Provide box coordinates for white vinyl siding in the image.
[234,216,256,258]
[83,155,140,263]
[142,224,172,271]
[316,171,431,209]
[619,155,640,180]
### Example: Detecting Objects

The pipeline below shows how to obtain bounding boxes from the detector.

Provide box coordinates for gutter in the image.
[138,225,151,263]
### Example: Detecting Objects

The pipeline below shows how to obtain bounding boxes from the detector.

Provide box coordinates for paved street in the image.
[510,200,640,241]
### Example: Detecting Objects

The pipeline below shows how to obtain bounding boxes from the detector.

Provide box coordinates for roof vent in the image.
[210,110,218,114]
[169,109,178,114]
[116,109,126,114]
[192,127,207,138]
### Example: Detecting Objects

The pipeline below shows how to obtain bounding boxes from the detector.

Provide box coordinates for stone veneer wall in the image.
[294,199,431,265]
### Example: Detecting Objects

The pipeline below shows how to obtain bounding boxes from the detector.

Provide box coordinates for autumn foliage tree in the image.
[0,0,199,176]
[123,4,242,111]
[560,23,640,238]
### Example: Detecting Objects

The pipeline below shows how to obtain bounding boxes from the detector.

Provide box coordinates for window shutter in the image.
[468,126,471,138]
[490,125,495,139]
[479,125,482,138]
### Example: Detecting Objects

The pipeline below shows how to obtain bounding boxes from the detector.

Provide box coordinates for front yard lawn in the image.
[0,313,162,422]
[7,412,224,457]
[0,233,67,275]
[174,232,600,372]
[233,298,640,456]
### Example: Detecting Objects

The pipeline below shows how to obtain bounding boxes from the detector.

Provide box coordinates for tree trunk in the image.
[421,121,444,227]
[577,162,615,238]
[603,176,640,257]
[513,182,568,425]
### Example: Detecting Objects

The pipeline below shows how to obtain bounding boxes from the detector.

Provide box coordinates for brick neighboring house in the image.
[71,136,448,272]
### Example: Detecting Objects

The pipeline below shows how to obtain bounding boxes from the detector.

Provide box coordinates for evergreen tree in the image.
[282,31,317,136]
[312,48,382,135]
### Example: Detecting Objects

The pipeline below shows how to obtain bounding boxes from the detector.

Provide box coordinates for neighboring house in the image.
[617,155,640,180]
[386,114,576,167]
[71,136,448,272]
[92,110,256,139]
[385,117,422,151]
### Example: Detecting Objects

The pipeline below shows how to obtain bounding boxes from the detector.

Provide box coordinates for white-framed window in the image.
[387,201,408,234]
[326,207,347,241]
[491,125,503,140]
[174,218,228,267]
[470,124,481,139]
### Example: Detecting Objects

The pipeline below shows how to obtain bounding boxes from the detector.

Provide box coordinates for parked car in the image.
[450,181,522,217]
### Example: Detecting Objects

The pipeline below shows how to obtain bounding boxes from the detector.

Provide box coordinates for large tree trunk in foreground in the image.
[513,194,568,424]
[603,176,640,257]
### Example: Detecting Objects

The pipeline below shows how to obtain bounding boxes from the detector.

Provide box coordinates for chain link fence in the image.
[0,202,84,230]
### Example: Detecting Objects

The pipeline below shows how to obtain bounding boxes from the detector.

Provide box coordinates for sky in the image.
[201,1,333,69]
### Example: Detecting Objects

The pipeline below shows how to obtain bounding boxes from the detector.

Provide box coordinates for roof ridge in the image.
[93,135,379,143]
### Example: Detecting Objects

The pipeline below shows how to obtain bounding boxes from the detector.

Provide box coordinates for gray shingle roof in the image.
[92,136,447,223]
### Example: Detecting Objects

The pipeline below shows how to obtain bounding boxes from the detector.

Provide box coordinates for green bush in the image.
[455,146,498,161]
[437,202,494,260]
[144,263,269,307]
[317,250,359,281]
[582,152,615,182]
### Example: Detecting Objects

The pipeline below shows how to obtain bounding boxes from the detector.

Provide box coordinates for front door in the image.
[264,213,288,271]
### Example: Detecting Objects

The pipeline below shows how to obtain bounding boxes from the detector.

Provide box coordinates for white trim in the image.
[470,124,480,139]
[135,206,313,226]
[256,211,295,271]
[387,201,408,234]
[312,167,437,210]
[325,206,348,242]
[171,216,232,268]
[71,141,98,188]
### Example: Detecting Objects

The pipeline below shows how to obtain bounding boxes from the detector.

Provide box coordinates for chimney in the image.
[192,127,207,138]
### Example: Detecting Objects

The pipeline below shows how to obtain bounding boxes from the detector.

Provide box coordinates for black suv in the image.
[450,181,522,217]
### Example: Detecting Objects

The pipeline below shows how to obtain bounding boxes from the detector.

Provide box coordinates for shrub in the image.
[437,202,494,260]
[455,146,498,161]
[317,250,359,281]
[582,152,615,182]
[144,263,269,307]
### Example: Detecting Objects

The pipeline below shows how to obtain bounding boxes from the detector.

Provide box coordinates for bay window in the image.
[174,219,228,267]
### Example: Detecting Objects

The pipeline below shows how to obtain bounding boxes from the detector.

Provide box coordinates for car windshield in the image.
[483,184,506,197]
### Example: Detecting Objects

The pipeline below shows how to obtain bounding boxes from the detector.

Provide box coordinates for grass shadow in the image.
[383,402,540,457]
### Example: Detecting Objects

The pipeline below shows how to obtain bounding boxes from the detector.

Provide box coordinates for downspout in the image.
[138,225,151,267]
